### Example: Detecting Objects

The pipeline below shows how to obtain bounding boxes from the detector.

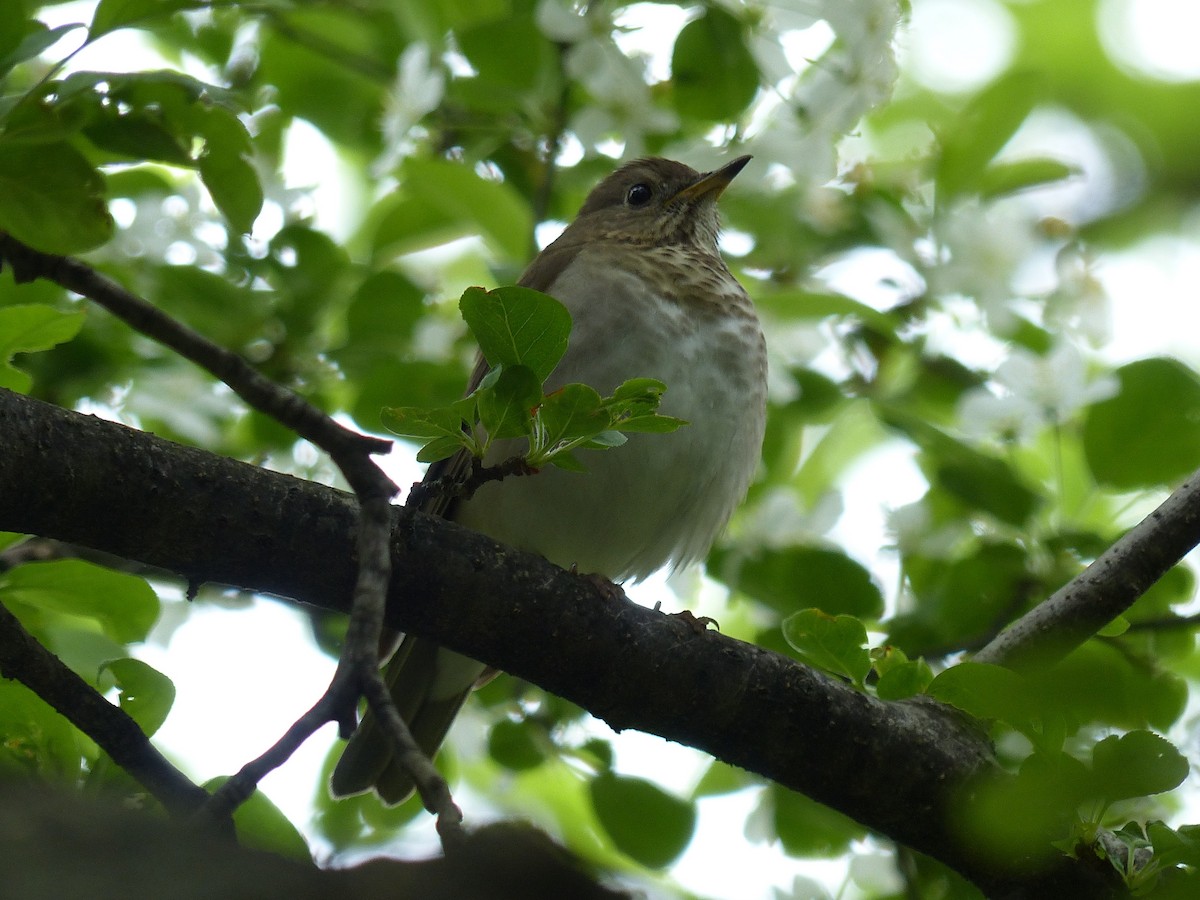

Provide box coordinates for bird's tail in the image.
[330,635,486,805]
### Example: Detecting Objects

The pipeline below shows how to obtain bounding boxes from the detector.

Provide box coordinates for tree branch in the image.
[0,388,1129,897]
[976,466,1200,669]
[0,600,209,816]
[1,784,627,900]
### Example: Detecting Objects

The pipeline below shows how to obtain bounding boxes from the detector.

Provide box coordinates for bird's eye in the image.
[626,183,653,207]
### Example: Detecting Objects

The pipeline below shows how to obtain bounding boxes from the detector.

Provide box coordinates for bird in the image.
[330,155,768,804]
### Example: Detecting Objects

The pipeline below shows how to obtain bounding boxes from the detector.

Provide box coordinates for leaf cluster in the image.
[382,286,685,472]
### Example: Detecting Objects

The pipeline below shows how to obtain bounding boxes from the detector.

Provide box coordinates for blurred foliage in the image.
[3,0,1200,896]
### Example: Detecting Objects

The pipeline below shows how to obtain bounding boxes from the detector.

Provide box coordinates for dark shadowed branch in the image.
[0,388,1134,898]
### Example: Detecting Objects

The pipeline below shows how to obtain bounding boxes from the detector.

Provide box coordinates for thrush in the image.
[331,155,767,804]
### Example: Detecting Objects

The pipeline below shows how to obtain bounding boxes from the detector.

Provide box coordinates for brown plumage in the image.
[331,156,766,804]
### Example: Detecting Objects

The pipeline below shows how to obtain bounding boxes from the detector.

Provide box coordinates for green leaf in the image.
[380,405,469,442]
[1096,616,1128,638]
[578,430,627,450]
[1083,358,1200,489]
[56,68,232,109]
[926,662,1030,729]
[547,451,586,472]
[793,401,888,506]
[487,719,547,771]
[611,413,687,434]
[0,140,113,253]
[256,7,390,147]
[1130,564,1195,620]
[150,265,263,347]
[459,285,572,383]
[39,625,126,682]
[959,752,1089,863]
[1090,731,1188,803]
[477,364,540,440]
[875,659,934,701]
[578,737,614,772]
[98,658,175,737]
[338,271,425,359]
[0,2,31,62]
[693,759,752,799]
[0,23,85,78]
[936,457,1041,526]
[83,107,191,165]
[936,71,1045,200]
[0,304,85,392]
[90,0,202,40]
[0,560,159,643]
[402,158,533,260]
[1148,821,1200,869]
[0,679,82,780]
[382,398,474,462]
[416,435,466,463]
[610,377,668,403]
[977,158,1078,199]
[0,533,26,553]
[671,7,759,121]
[590,772,696,869]
[889,542,1031,651]
[196,107,262,233]
[536,383,606,445]
[781,609,871,686]
[456,6,555,108]
[603,378,688,434]
[1026,642,1186,734]
[714,545,884,618]
[766,784,865,858]
[886,412,1042,525]
[203,777,310,862]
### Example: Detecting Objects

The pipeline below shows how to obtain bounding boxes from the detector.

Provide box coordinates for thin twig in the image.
[1124,611,1200,633]
[206,494,464,833]
[408,456,537,509]
[0,601,210,817]
[0,235,390,492]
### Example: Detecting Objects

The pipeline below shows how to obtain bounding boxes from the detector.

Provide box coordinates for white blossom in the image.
[374,43,445,176]
[958,341,1118,442]
[746,1,902,198]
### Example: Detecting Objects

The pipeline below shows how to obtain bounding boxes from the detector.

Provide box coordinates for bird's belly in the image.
[454,283,765,582]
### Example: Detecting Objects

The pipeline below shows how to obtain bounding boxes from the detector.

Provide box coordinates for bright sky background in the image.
[32,0,1200,897]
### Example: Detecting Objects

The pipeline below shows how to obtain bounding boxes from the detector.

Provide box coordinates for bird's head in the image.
[566,155,751,254]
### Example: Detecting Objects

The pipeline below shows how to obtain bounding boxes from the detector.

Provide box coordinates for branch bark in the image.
[0,388,1129,897]
[976,466,1200,669]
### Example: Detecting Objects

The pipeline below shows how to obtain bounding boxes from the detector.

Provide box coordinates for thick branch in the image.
[1,785,626,900]
[976,467,1200,669]
[0,389,1126,897]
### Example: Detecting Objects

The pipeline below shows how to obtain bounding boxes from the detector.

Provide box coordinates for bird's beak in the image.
[673,155,752,203]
